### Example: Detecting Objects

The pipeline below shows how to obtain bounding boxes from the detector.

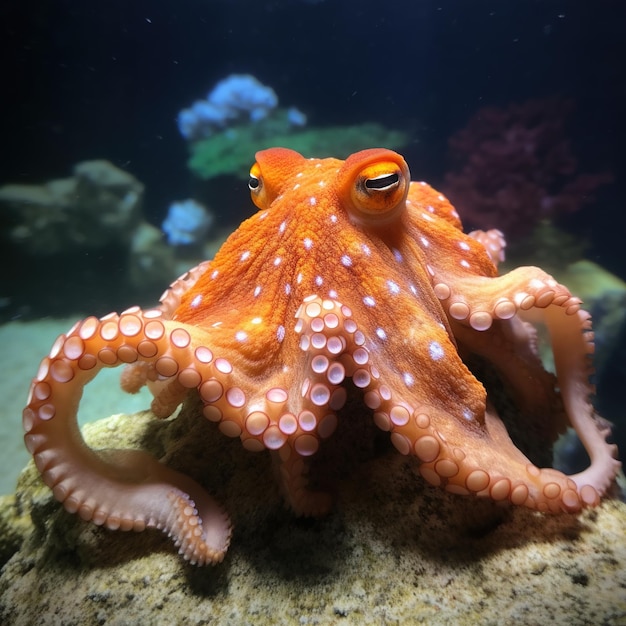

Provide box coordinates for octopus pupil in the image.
[365,173,399,190]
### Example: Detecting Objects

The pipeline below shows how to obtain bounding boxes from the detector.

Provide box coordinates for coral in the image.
[161,199,213,246]
[178,74,302,141]
[0,160,143,255]
[188,116,409,179]
[178,73,407,180]
[505,220,588,271]
[0,163,184,319]
[442,98,612,238]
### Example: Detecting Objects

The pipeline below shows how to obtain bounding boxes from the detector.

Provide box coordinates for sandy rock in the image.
[1,400,625,626]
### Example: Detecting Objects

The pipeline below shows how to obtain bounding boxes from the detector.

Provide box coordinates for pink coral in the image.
[442,99,612,237]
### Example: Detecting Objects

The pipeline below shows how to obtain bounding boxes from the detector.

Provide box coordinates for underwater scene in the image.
[1,1,625,624]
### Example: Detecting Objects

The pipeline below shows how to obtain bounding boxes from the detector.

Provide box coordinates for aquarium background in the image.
[1,1,625,494]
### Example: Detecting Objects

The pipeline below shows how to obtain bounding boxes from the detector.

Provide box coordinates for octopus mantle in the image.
[23,147,621,565]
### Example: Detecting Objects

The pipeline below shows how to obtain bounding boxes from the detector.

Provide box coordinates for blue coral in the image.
[161,199,213,246]
[177,74,280,141]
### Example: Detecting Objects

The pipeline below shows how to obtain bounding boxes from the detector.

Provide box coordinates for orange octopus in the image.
[23,148,621,565]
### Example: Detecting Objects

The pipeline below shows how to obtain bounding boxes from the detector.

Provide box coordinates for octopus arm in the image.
[468,229,507,268]
[451,316,568,442]
[368,350,585,512]
[432,264,620,503]
[533,305,621,495]
[378,386,602,513]
[23,309,232,565]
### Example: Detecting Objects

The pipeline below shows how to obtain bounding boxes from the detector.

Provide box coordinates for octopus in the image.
[23,147,621,566]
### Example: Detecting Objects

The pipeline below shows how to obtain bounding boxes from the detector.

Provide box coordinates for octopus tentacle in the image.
[534,305,621,497]
[450,315,566,435]
[266,295,358,516]
[119,260,212,402]
[468,228,507,267]
[159,260,211,318]
[292,295,606,513]
[374,389,591,514]
[433,265,581,332]
[437,267,620,503]
[272,447,333,517]
[23,306,232,565]
[286,299,592,512]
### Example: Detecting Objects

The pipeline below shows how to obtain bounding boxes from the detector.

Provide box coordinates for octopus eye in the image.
[248,162,267,209]
[248,174,260,190]
[365,172,400,190]
[248,162,262,192]
[350,160,409,222]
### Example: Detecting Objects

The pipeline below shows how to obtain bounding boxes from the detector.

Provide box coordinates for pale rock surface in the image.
[1,399,625,626]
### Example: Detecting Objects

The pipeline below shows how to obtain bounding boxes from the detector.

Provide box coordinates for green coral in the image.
[187,109,410,180]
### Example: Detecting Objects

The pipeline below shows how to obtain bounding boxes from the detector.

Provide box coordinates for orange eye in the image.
[350,160,408,222]
[248,162,265,209]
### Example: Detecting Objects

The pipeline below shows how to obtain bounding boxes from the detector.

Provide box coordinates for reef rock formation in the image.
[1,399,625,625]
[0,161,178,319]
[0,160,143,254]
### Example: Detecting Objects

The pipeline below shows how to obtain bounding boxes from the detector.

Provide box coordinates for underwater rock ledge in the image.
[1,400,625,626]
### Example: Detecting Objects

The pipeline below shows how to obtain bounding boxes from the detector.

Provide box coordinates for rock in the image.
[128,221,178,294]
[1,399,625,625]
[0,160,143,255]
[0,162,179,320]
